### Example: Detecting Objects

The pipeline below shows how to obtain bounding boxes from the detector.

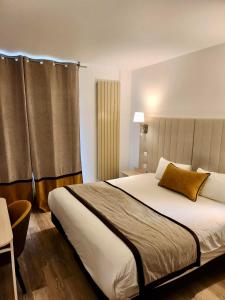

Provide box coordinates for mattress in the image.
[48,173,225,300]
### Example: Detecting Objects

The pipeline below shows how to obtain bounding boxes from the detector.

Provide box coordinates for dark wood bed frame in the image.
[51,213,225,300]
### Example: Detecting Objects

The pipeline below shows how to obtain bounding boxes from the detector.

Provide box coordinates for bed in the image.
[48,118,225,299]
[48,172,225,300]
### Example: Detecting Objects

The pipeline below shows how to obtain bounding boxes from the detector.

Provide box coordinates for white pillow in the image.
[155,157,192,180]
[197,168,225,203]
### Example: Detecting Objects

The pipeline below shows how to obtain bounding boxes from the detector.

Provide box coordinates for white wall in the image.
[79,64,131,182]
[119,70,132,174]
[130,43,225,168]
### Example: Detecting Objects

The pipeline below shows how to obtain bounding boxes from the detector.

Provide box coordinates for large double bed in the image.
[48,118,225,299]
[48,172,225,300]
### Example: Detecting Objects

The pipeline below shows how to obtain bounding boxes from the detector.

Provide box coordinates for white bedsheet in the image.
[48,173,225,300]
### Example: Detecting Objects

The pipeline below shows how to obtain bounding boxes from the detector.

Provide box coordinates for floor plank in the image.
[0,212,225,300]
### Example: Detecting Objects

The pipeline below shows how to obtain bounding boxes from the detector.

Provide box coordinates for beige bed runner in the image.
[65,181,200,294]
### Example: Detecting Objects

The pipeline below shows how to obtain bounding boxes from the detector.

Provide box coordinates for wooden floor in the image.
[1,212,225,300]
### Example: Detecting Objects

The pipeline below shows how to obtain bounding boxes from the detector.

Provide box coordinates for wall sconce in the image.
[133,112,148,134]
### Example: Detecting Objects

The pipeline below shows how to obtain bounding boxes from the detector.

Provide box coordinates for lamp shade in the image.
[133,112,144,123]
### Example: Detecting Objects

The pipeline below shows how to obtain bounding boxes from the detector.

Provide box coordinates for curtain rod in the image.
[77,61,87,69]
[0,53,87,68]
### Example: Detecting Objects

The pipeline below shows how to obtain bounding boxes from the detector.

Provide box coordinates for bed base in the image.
[51,213,225,300]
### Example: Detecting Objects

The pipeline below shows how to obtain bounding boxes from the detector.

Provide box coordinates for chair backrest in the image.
[7,200,32,257]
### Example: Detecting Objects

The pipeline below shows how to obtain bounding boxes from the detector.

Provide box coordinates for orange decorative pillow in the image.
[158,163,210,201]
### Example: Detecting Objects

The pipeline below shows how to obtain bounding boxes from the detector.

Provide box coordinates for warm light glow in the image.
[142,90,162,115]
[133,112,144,123]
[148,95,159,108]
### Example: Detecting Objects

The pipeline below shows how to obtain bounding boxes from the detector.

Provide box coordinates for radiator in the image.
[97,80,120,180]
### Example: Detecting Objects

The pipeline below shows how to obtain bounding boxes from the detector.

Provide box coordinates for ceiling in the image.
[0,0,225,69]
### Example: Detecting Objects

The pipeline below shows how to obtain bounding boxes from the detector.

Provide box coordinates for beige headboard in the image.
[139,118,225,173]
[192,119,225,172]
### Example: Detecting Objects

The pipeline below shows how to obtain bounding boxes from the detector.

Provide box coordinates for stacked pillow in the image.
[155,157,192,180]
[158,163,209,201]
[155,157,210,201]
[197,168,225,204]
[155,157,225,203]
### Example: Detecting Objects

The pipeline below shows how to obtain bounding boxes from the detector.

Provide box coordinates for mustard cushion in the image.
[158,163,210,201]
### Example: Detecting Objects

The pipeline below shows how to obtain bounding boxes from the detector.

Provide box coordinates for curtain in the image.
[0,57,33,204]
[23,59,82,211]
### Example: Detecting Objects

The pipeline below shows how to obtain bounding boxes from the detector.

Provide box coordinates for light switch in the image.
[143,163,147,169]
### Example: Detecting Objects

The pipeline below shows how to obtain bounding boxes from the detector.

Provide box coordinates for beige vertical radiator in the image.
[97,80,120,180]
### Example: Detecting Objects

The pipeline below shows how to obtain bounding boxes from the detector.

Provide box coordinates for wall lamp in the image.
[133,112,148,134]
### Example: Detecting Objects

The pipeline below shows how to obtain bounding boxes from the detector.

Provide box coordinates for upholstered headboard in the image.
[192,119,225,172]
[139,118,225,173]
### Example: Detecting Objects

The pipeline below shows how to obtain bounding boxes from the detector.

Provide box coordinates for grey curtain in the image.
[23,59,82,211]
[0,57,33,204]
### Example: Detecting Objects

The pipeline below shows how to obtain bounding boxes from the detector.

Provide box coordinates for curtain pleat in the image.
[0,57,33,204]
[23,59,82,211]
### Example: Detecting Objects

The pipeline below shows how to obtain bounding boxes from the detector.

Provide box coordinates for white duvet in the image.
[48,173,225,300]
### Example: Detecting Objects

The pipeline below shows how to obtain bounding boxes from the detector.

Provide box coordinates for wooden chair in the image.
[0,200,32,294]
